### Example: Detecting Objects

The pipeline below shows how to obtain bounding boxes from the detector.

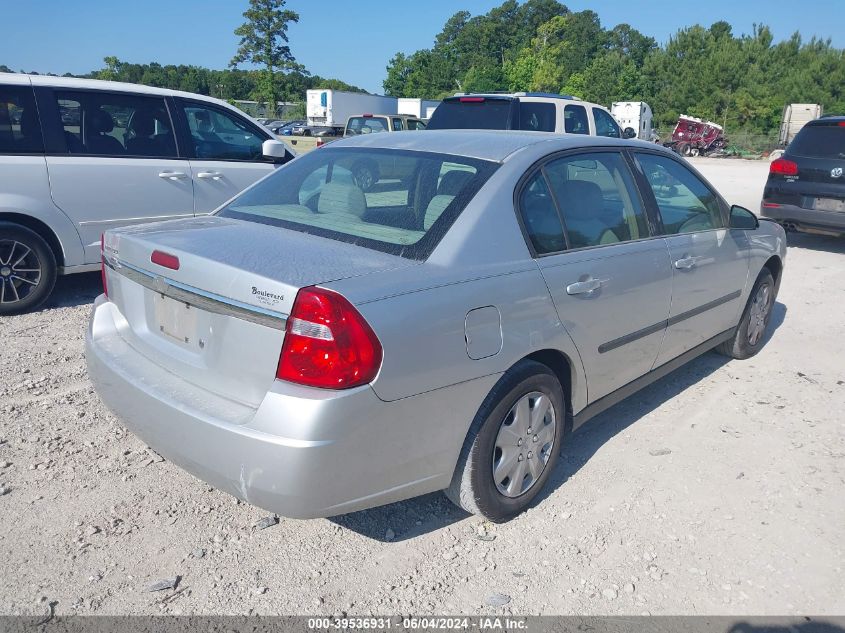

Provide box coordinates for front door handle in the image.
[196,171,223,180]
[566,278,607,295]
[158,171,188,180]
[673,256,698,270]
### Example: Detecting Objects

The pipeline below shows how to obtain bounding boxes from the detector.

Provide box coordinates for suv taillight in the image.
[770,158,798,176]
[100,233,108,297]
[276,286,382,389]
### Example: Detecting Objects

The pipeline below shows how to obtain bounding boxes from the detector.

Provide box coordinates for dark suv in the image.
[761,117,845,237]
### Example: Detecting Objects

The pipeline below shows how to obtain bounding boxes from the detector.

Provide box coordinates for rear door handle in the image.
[673,256,698,270]
[158,171,188,180]
[197,171,223,180]
[566,278,607,295]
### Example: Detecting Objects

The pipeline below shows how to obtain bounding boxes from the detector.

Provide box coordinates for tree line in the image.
[383,0,845,136]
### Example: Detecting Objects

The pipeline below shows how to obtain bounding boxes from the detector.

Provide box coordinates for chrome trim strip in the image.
[106,259,287,331]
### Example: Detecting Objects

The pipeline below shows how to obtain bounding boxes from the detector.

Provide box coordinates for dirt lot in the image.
[1,158,843,617]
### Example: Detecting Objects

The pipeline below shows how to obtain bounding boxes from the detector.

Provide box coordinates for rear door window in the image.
[593,108,622,138]
[426,98,514,130]
[519,102,555,132]
[545,152,649,248]
[563,104,589,135]
[53,90,177,158]
[391,118,405,131]
[787,124,845,159]
[635,153,724,233]
[0,85,43,154]
[180,101,266,161]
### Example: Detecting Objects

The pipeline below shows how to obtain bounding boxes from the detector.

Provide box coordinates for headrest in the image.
[558,180,603,219]
[89,108,115,133]
[131,110,156,137]
[317,181,367,218]
[438,170,473,196]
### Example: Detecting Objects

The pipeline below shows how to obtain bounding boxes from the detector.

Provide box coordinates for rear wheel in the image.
[678,142,692,157]
[445,360,564,522]
[717,268,775,359]
[0,223,57,315]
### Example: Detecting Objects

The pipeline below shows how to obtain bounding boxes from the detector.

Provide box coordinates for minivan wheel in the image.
[0,223,57,315]
[716,268,776,360]
[445,360,564,522]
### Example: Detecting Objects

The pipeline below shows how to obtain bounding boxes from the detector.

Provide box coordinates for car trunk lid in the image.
[103,216,412,408]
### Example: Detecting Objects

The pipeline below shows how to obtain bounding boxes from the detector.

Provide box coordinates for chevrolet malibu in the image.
[86,131,786,522]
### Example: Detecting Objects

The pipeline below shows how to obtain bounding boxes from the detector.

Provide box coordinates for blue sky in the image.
[1,0,843,94]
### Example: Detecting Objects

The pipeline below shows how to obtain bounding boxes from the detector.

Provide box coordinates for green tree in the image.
[230,0,303,117]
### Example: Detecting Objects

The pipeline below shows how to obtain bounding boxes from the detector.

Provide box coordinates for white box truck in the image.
[611,101,656,141]
[397,98,441,119]
[306,89,397,127]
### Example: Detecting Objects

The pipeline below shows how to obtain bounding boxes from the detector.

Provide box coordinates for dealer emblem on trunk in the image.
[832,167,843,178]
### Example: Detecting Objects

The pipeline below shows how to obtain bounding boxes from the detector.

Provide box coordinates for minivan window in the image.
[545,152,648,248]
[426,98,513,130]
[636,153,724,233]
[54,91,176,158]
[0,85,43,154]
[218,147,498,259]
[181,102,265,161]
[563,104,589,134]
[593,108,622,138]
[787,124,845,159]
[519,102,555,132]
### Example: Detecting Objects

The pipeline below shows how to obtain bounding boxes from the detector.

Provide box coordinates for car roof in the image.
[329,129,667,162]
[447,92,608,110]
[6,73,232,108]
[807,116,845,125]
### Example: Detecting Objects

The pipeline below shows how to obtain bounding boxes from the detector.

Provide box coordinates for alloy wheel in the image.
[0,240,42,306]
[747,282,772,345]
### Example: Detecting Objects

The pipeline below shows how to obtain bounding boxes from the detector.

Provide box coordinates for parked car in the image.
[86,130,785,522]
[761,116,845,237]
[291,123,343,137]
[273,119,305,135]
[427,92,633,139]
[344,113,426,136]
[0,73,294,314]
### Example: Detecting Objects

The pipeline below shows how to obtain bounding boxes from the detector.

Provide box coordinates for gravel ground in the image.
[1,159,844,617]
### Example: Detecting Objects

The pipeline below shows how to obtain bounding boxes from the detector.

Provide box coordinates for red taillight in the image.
[762,202,781,208]
[770,158,798,176]
[459,97,485,103]
[276,286,382,389]
[151,250,180,270]
[100,233,108,297]
[839,121,845,127]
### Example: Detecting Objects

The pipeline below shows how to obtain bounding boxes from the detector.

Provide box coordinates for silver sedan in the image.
[86,131,786,522]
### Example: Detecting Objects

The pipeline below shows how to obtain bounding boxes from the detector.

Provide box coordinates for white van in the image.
[0,74,294,313]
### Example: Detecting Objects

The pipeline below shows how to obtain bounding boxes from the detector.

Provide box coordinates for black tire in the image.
[0,222,57,315]
[678,142,692,157]
[716,268,776,360]
[445,360,565,522]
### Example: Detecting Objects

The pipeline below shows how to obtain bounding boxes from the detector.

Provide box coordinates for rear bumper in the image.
[86,295,499,518]
[759,203,845,235]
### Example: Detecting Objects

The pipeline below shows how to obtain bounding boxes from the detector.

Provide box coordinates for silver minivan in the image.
[0,74,293,313]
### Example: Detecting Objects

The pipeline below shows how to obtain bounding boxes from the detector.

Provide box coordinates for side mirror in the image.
[729,205,759,230]
[262,138,295,162]
[623,127,637,139]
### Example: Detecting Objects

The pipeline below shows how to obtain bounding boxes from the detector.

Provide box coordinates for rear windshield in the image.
[788,124,845,159]
[426,98,514,130]
[345,116,390,135]
[217,147,498,259]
